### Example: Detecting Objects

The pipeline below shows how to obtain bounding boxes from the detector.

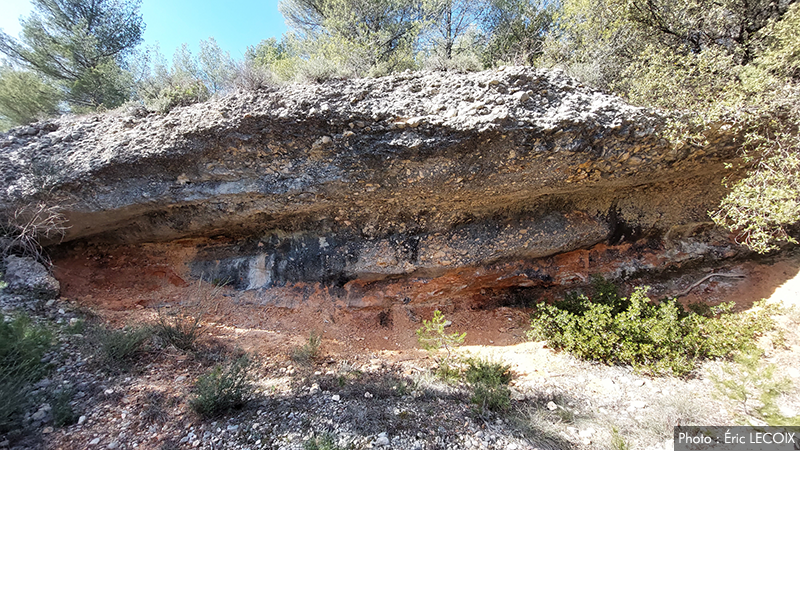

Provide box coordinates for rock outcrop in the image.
[2,256,60,299]
[0,67,745,305]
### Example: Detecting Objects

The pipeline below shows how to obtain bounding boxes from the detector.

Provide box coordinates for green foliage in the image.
[196,38,238,94]
[96,325,151,368]
[624,0,791,63]
[529,278,778,376]
[421,0,485,66]
[471,381,512,412]
[144,78,209,113]
[134,39,237,111]
[464,356,513,387]
[0,63,61,129]
[752,2,800,81]
[482,0,556,66]
[292,330,322,363]
[619,44,746,113]
[539,1,800,253]
[713,130,800,254]
[156,309,205,351]
[246,35,301,83]
[0,313,53,433]
[711,347,795,424]
[190,355,254,417]
[463,357,514,413]
[303,431,339,449]
[50,386,77,427]
[280,0,423,76]
[538,0,641,88]
[416,309,466,357]
[609,425,629,450]
[435,359,463,382]
[0,0,144,109]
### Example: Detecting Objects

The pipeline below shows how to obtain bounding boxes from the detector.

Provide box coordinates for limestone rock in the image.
[2,256,60,299]
[0,67,745,301]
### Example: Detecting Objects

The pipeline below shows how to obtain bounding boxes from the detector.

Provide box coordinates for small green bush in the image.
[50,387,77,428]
[292,331,322,363]
[609,426,629,450]
[0,313,53,433]
[464,357,514,414]
[156,312,204,351]
[96,325,151,368]
[303,431,338,450]
[529,278,777,376]
[190,355,254,417]
[416,310,466,357]
[471,382,512,413]
[146,80,210,114]
[711,347,795,424]
[464,357,513,387]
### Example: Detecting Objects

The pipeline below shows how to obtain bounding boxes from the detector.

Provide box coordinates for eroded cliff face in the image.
[0,67,745,305]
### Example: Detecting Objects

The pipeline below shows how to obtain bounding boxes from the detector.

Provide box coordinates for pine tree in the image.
[0,0,144,109]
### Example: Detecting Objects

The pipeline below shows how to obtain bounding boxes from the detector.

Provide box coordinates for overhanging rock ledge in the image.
[0,67,745,303]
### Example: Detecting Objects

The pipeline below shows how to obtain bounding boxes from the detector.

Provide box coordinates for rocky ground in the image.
[2,249,799,451]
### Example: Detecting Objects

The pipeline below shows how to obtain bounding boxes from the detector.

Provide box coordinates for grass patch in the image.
[609,426,629,450]
[155,312,204,351]
[303,431,338,450]
[0,313,53,433]
[711,347,796,425]
[154,279,223,351]
[190,355,254,417]
[95,325,151,369]
[50,387,77,427]
[291,331,322,363]
[463,357,514,415]
[528,277,778,376]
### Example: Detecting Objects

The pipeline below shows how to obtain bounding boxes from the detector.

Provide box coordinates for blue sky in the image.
[0,0,289,60]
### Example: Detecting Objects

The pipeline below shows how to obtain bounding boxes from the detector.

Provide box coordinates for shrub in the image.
[156,311,204,351]
[712,130,800,254]
[96,325,151,368]
[50,387,77,428]
[464,357,514,414]
[471,381,512,413]
[0,313,53,433]
[155,279,222,351]
[303,431,338,450]
[529,278,778,376]
[464,357,513,387]
[145,80,210,114]
[190,355,254,417]
[292,331,322,363]
[0,65,61,129]
[416,309,466,359]
[711,347,795,424]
